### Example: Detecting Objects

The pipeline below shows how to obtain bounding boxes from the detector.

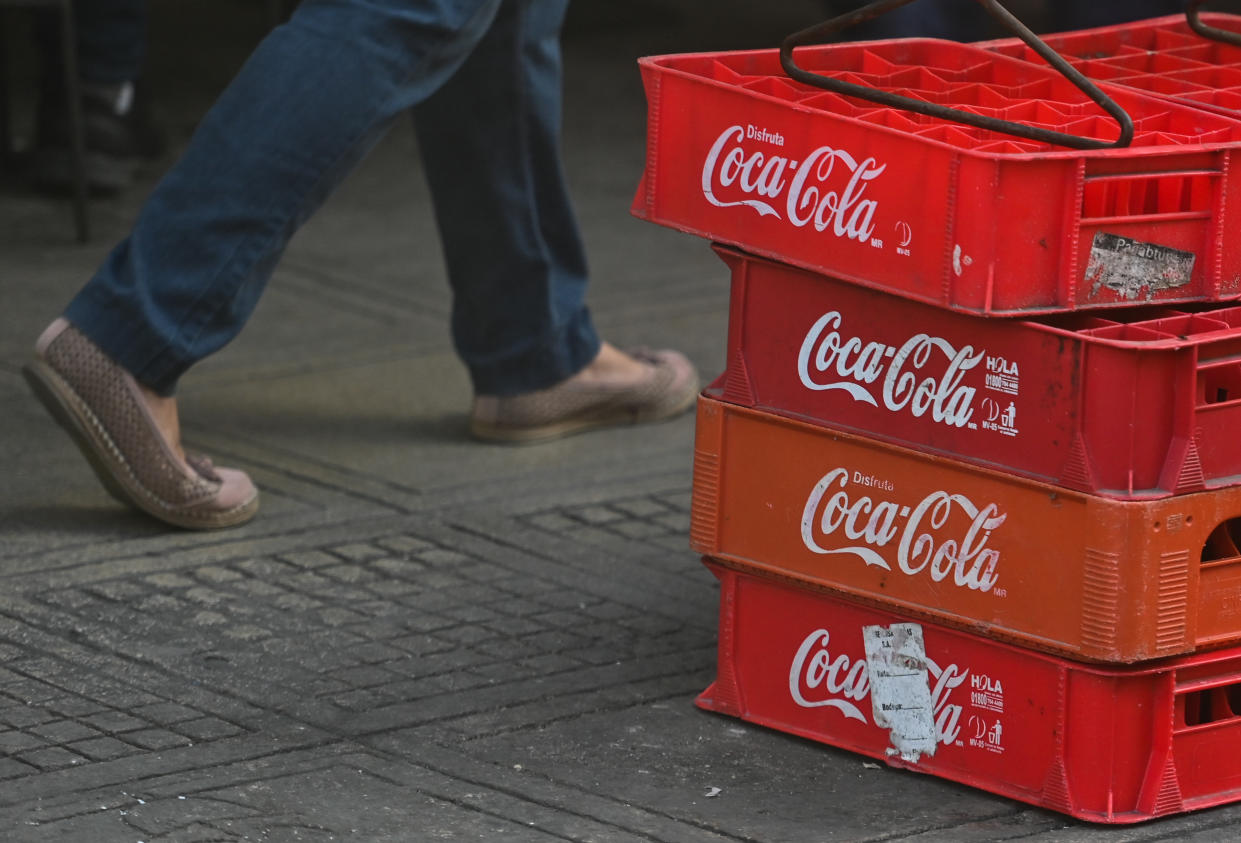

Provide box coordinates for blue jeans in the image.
[65,0,600,397]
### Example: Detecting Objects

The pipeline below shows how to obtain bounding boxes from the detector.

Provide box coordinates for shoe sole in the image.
[469,383,700,444]
[23,359,258,530]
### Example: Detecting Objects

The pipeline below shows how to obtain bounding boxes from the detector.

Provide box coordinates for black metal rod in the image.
[0,9,11,165]
[779,0,1134,150]
[59,0,89,243]
[1186,0,1241,48]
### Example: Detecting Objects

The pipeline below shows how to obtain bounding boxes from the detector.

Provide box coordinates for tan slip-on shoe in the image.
[22,318,259,530]
[470,347,700,444]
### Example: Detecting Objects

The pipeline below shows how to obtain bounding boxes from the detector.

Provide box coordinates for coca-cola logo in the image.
[798,312,985,429]
[800,468,1005,592]
[789,628,968,745]
[701,125,885,241]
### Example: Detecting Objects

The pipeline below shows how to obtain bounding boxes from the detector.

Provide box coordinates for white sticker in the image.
[862,623,937,763]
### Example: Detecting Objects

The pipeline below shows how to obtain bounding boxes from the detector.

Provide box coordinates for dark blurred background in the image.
[5,0,1241,235]
[8,0,1241,156]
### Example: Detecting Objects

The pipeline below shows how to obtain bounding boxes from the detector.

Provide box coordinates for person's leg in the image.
[29,0,504,528]
[413,0,596,396]
[66,0,503,395]
[412,0,698,441]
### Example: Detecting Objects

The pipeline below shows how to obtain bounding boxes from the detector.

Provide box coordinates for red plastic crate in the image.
[632,38,1241,315]
[698,559,1241,823]
[715,243,1241,500]
[691,389,1241,663]
[983,13,1241,118]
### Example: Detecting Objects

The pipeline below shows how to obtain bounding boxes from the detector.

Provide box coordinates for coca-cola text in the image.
[701,125,884,242]
[790,627,969,746]
[800,468,1005,592]
[798,311,984,429]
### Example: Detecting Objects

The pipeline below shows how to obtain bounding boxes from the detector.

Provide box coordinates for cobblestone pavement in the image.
[6,2,1241,841]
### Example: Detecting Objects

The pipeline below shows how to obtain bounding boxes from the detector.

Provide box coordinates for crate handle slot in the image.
[1186,0,1241,48]
[1198,360,1241,409]
[1203,519,1241,565]
[779,0,1134,150]
[1179,681,1241,727]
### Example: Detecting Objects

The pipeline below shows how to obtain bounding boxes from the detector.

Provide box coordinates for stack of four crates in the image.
[634,12,1241,824]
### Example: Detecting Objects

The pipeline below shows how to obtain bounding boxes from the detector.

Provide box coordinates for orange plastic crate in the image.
[699,559,1241,824]
[715,243,1241,500]
[691,388,1241,663]
[633,38,1241,315]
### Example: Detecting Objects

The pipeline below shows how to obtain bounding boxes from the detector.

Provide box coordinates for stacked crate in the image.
[633,12,1241,824]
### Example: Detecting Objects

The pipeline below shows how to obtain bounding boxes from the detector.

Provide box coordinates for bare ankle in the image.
[137,384,187,464]
[576,342,649,384]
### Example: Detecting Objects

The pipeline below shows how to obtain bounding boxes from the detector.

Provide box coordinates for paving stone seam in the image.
[277,258,453,321]
[388,665,716,740]
[176,339,454,394]
[3,432,694,575]
[443,517,711,623]
[0,605,284,733]
[3,541,716,733]
[0,476,733,837]
[1,595,366,729]
[285,444,679,517]
[438,680,716,742]
[401,429,696,492]
[594,292,729,326]
[861,813,1055,843]
[0,473,401,571]
[3,461,695,576]
[454,477,691,519]
[856,809,1241,842]
[179,426,428,504]
[334,647,716,736]
[0,729,326,811]
[4,744,730,843]
[0,745,373,827]
[363,738,756,843]
[6,509,698,600]
[273,270,444,326]
[0,513,424,585]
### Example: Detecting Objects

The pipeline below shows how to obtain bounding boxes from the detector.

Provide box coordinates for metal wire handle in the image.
[1186,0,1241,47]
[779,0,1135,150]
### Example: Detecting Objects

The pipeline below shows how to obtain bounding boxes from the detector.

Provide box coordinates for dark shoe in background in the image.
[30,79,166,195]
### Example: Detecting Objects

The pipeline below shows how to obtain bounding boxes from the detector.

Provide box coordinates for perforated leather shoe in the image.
[470,347,700,443]
[23,319,259,529]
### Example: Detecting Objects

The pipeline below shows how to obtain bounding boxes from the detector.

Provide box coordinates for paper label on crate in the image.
[1085,233,1195,300]
[862,623,938,762]
[789,627,970,755]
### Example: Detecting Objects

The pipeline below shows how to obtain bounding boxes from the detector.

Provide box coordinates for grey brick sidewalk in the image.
[4,2,1241,840]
